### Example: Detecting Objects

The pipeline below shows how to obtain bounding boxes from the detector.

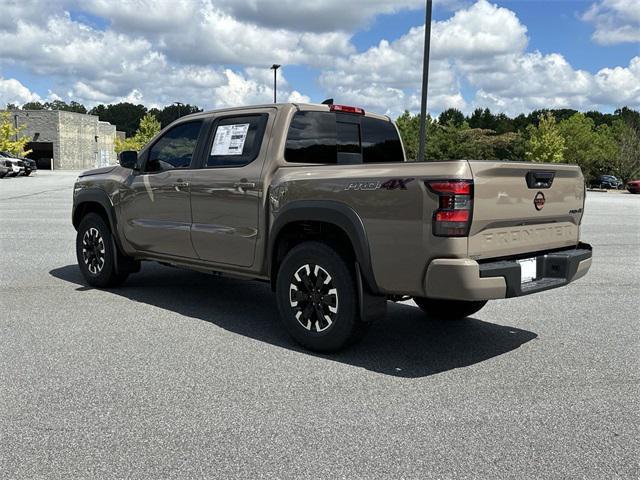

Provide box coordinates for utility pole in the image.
[271,65,281,103]
[418,0,433,162]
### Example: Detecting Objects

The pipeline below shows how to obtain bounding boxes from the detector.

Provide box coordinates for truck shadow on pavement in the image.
[50,263,537,379]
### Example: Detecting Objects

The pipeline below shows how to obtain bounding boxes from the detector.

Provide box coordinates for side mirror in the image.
[119,150,138,170]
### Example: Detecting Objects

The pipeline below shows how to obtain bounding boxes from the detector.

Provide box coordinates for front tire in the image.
[276,241,368,352]
[413,297,487,320]
[76,213,128,288]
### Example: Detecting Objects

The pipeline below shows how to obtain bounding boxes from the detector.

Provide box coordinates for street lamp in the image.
[270,64,281,103]
[418,0,433,162]
[173,101,184,120]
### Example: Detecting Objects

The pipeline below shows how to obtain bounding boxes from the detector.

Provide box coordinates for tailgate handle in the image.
[526,171,555,189]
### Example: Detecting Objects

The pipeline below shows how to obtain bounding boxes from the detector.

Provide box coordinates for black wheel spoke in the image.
[82,227,106,275]
[300,270,314,291]
[302,303,314,320]
[289,263,339,333]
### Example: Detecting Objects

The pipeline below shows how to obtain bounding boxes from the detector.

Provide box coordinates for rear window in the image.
[285,111,402,164]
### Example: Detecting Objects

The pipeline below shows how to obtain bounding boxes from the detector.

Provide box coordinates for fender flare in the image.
[72,188,125,251]
[72,188,140,275]
[73,188,116,230]
[268,200,380,294]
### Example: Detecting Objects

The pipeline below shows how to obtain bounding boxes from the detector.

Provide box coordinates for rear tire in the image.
[76,213,129,288]
[276,241,368,352]
[413,297,487,320]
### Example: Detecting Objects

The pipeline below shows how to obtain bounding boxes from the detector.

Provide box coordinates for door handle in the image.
[174,181,190,190]
[233,182,256,190]
[526,171,554,189]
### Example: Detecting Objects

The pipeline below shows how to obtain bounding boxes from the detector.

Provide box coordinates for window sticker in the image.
[211,124,250,156]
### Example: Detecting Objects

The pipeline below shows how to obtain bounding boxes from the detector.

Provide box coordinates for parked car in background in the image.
[2,158,22,177]
[21,158,37,176]
[626,179,640,194]
[0,151,36,176]
[590,175,623,189]
[0,162,9,178]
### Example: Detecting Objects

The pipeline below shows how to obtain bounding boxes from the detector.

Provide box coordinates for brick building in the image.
[2,110,119,170]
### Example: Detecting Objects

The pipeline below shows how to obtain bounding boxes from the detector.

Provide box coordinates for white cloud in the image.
[77,1,356,68]
[213,0,424,32]
[83,0,463,34]
[0,7,309,109]
[0,77,41,107]
[0,0,637,117]
[582,0,640,44]
[319,0,527,115]
[320,0,640,116]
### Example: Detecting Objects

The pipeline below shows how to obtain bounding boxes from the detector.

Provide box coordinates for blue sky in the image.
[0,0,638,117]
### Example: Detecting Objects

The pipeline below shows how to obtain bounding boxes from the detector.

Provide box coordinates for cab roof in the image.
[185,103,391,122]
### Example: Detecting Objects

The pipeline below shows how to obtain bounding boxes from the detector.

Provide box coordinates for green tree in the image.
[47,100,87,113]
[0,111,31,155]
[438,108,465,127]
[524,112,565,163]
[396,111,524,161]
[557,113,597,166]
[556,113,618,180]
[22,101,45,110]
[468,108,497,130]
[115,113,161,153]
[149,103,203,128]
[89,102,148,136]
[615,106,640,133]
[610,119,640,182]
[395,110,421,161]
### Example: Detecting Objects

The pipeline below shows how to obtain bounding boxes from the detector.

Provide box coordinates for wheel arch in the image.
[73,189,116,231]
[268,201,379,294]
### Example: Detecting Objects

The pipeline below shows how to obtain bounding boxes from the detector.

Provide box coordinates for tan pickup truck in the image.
[72,103,592,351]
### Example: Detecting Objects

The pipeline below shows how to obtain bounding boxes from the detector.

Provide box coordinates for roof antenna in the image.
[321,98,334,105]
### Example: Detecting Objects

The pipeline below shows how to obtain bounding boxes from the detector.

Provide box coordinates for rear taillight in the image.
[426,180,473,237]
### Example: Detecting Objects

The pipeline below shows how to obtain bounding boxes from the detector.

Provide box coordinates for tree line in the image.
[396,107,640,182]
[6,100,202,137]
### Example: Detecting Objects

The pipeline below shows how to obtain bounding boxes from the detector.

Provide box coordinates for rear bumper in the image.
[424,243,592,301]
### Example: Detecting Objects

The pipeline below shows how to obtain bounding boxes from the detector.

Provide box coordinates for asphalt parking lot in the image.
[1,171,638,479]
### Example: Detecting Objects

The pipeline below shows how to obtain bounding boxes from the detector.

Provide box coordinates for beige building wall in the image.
[1,109,117,170]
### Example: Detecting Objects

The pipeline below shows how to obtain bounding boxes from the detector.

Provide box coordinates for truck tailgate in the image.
[468,161,585,260]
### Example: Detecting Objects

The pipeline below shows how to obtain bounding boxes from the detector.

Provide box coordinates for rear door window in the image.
[207,114,268,168]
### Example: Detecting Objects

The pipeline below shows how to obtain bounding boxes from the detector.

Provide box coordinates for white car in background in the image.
[2,157,23,177]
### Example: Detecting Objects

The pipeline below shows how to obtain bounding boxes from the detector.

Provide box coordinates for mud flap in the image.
[111,236,141,275]
[355,262,387,322]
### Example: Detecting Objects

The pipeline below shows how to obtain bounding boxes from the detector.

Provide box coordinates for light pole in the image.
[270,64,281,103]
[173,101,184,120]
[418,0,433,162]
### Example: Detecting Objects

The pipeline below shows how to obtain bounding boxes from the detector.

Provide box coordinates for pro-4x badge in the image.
[344,178,415,191]
[534,191,545,211]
